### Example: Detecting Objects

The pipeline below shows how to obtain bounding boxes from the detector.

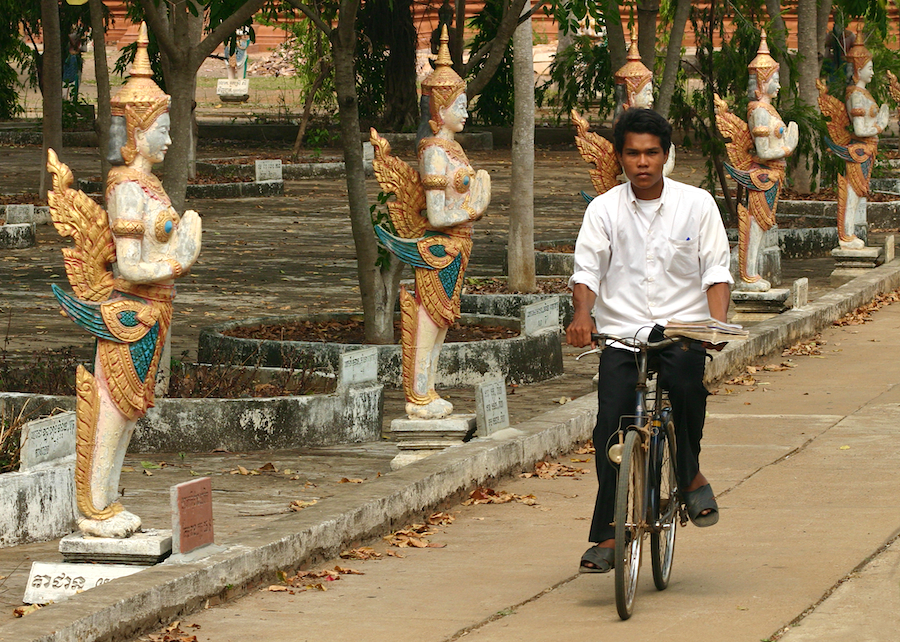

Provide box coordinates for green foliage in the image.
[354,29,389,124]
[258,3,337,114]
[536,34,615,124]
[370,190,395,270]
[467,0,515,126]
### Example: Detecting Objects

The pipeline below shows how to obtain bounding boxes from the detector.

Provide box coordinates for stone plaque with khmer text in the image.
[171,477,214,555]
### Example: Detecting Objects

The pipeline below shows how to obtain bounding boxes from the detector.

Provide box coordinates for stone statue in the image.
[370,27,490,420]
[47,23,202,538]
[818,35,890,250]
[572,31,674,196]
[715,31,797,291]
[225,27,251,80]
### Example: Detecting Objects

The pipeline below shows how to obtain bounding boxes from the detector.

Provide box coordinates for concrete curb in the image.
[4,262,900,642]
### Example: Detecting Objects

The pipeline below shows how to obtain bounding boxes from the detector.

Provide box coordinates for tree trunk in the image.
[89,0,111,196]
[453,0,466,75]
[508,1,535,292]
[764,0,791,100]
[331,6,396,344]
[40,0,63,198]
[816,0,832,68]
[655,0,690,118]
[292,60,331,158]
[602,0,627,74]
[636,0,659,72]
[380,0,418,131]
[793,0,819,193]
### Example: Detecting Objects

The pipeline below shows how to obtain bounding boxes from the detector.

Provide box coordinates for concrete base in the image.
[0,462,76,548]
[832,246,883,272]
[389,414,476,470]
[0,222,35,249]
[731,288,792,313]
[59,529,173,565]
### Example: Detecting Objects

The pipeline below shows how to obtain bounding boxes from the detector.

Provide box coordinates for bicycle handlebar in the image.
[589,333,683,352]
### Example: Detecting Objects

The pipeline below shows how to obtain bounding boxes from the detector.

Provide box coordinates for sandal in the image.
[579,545,615,573]
[683,483,719,527]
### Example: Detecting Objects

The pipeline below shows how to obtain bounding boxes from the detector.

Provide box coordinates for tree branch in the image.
[284,0,333,36]
[194,0,269,67]
[137,0,178,61]
[464,0,529,98]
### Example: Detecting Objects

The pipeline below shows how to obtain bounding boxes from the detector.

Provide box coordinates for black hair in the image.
[613,108,672,155]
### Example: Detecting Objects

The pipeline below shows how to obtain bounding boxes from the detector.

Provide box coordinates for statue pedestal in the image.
[731,288,791,313]
[389,414,476,470]
[59,529,172,565]
[831,246,884,279]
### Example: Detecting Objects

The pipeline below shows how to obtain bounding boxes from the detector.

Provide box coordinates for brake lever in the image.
[575,346,602,360]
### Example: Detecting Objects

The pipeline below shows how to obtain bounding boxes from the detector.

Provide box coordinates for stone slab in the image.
[254,159,282,182]
[832,246,883,269]
[521,298,560,336]
[0,222,35,249]
[390,414,476,436]
[0,463,75,548]
[792,278,809,309]
[731,288,791,313]
[475,378,510,436]
[171,478,214,555]
[59,529,172,565]
[884,235,895,264]
[24,561,143,605]
[339,346,378,387]
[4,203,34,224]
[19,412,76,471]
[216,79,249,102]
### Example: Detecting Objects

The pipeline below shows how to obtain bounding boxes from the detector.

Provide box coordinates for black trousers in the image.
[589,337,710,543]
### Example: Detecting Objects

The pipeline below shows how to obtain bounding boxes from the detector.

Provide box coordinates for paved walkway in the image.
[129,291,900,642]
[2,141,899,641]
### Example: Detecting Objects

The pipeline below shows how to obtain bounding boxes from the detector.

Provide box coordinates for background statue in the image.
[715,32,797,291]
[47,24,201,538]
[818,36,889,250]
[371,28,490,420]
[225,27,251,80]
[572,32,674,197]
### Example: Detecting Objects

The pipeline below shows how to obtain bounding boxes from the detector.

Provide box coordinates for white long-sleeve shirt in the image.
[568,178,733,343]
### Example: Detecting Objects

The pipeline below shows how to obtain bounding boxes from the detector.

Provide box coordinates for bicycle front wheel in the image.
[651,417,678,591]
[614,429,645,620]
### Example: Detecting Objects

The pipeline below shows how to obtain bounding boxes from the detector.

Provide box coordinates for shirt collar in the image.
[626,178,668,214]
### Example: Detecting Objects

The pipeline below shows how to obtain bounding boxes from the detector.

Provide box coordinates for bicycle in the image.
[577,332,689,620]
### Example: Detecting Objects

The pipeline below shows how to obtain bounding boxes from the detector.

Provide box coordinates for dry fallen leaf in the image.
[463,487,540,506]
[427,511,455,526]
[259,462,278,472]
[520,460,588,479]
[339,477,364,484]
[289,499,317,511]
[340,547,382,560]
[13,604,41,617]
[574,441,596,455]
[386,550,405,558]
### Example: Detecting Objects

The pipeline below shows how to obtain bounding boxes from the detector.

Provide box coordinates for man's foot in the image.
[579,540,615,573]
[682,473,719,527]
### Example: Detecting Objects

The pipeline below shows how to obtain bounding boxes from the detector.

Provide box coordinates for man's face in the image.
[617,131,667,198]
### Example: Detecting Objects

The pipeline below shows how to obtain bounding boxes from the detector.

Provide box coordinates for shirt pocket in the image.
[665,238,700,278]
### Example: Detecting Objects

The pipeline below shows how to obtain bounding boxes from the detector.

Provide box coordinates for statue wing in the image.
[713,94,754,172]
[51,284,160,344]
[370,128,427,239]
[571,110,621,195]
[887,70,900,106]
[373,226,455,271]
[47,149,116,302]
[817,79,852,149]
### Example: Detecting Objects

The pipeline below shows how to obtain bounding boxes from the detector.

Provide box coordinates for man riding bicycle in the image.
[566,108,733,573]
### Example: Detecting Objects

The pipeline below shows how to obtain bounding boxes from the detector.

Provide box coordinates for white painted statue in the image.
[48,24,201,538]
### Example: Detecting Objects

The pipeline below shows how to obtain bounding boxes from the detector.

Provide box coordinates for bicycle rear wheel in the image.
[614,429,645,620]
[651,417,678,590]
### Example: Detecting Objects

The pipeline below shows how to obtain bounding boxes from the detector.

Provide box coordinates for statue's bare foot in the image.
[406,397,453,420]
[737,278,771,292]
[839,237,865,250]
[77,510,142,538]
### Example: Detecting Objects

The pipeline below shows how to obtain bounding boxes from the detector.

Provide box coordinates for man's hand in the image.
[566,283,597,348]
